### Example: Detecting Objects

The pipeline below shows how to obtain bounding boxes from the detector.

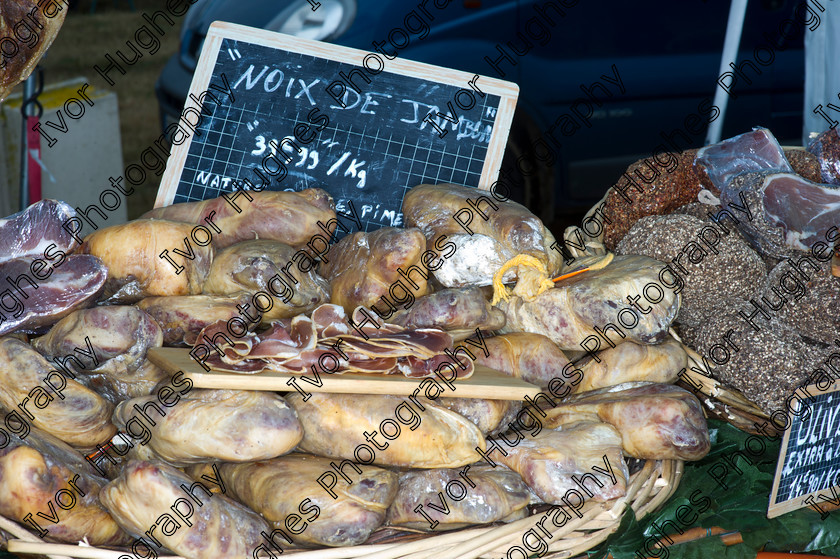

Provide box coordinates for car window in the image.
[518,0,803,60]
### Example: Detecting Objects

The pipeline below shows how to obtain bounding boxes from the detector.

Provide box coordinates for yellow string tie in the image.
[491,254,554,306]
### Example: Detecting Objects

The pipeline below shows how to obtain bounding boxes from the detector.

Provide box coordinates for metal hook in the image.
[20,66,44,118]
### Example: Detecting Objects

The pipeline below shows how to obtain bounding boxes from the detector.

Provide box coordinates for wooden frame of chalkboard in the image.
[768,379,840,518]
[154,21,519,232]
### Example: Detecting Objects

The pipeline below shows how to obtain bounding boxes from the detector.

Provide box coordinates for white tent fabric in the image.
[804,4,840,144]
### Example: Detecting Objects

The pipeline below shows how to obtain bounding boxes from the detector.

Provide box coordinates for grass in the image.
[29,0,183,217]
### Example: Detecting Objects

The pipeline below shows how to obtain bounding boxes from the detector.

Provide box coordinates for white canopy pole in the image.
[706,0,749,146]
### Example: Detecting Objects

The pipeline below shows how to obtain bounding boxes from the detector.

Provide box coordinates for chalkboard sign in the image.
[768,380,840,518]
[154,22,519,232]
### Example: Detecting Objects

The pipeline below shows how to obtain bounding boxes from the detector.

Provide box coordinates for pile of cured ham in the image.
[0,127,835,559]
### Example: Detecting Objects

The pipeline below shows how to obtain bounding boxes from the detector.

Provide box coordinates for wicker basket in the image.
[5,187,737,559]
[3,459,682,559]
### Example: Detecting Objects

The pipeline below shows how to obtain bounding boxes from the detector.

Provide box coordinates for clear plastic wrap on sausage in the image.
[101,460,271,559]
[32,306,167,402]
[141,189,336,249]
[218,454,398,547]
[544,382,710,460]
[287,392,485,468]
[386,464,532,530]
[81,220,213,303]
[112,390,302,467]
[202,239,330,322]
[0,423,129,545]
[0,337,114,447]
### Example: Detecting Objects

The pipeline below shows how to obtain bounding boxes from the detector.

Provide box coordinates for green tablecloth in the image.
[591,420,840,558]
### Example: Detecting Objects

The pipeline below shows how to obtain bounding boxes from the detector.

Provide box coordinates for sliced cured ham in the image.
[695,127,793,192]
[0,254,107,335]
[395,353,472,379]
[191,304,472,379]
[0,200,77,263]
[720,171,839,256]
[761,173,840,250]
[142,189,336,249]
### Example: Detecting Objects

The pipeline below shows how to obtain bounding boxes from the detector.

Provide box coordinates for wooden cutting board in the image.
[148,347,541,401]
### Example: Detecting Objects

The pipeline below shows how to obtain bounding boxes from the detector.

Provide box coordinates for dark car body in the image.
[155,0,806,218]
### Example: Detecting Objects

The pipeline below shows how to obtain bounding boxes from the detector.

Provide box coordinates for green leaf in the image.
[591,420,840,559]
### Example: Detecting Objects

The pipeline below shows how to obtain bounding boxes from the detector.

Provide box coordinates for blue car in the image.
[155,0,807,225]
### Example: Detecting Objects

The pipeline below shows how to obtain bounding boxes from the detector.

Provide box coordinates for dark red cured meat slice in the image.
[194,320,254,361]
[0,200,79,264]
[324,329,453,354]
[246,339,305,360]
[330,339,418,358]
[0,254,106,335]
[376,329,454,354]
[205,353,267,373]
[328,337,441,359]
[762,173,840,250]
[288,316,317,348]
[342,357,398,373]
[399,354,475,379]
[257,323,294,343]
[281,352,397,374]
[312,304,349,337]
[225,318,316,361]
[695,128,792,192]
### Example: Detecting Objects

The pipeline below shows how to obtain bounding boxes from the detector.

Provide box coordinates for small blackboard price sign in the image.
[154,21,519,232]
[768,380,840,518]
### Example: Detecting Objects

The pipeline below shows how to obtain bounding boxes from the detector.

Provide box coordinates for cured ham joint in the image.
[158,215,223,275]
[453,189,509,235]
[84,371,193,475]
[101,461,265,559]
